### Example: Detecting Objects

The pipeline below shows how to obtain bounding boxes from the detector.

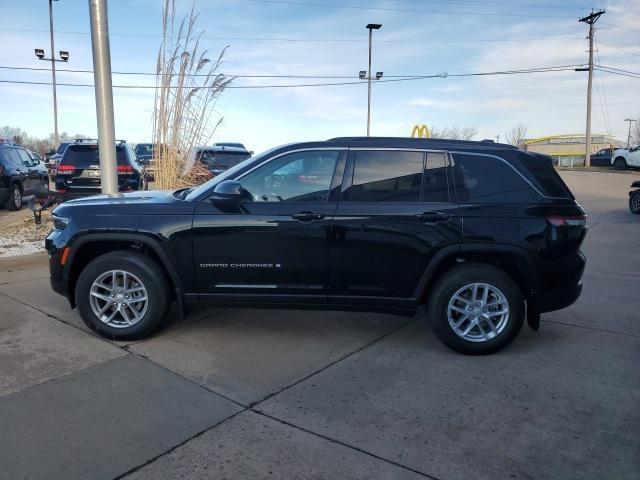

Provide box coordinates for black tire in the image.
[613,157,627,170]
[428,263,525,355]
[75,251,171,340]
[630,191,640,215]
[7,183,22,211]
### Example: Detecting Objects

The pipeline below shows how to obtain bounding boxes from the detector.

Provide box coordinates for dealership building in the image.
[523,134,622,166]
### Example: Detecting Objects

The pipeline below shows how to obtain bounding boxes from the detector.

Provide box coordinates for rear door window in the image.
[452,152,538,204]
[345,150,424,202]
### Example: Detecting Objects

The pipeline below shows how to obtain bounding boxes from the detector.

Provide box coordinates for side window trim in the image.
[449,150,547,199]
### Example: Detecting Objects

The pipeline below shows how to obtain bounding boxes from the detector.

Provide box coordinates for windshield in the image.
[197,150,251,168]
[136,144,154,156]
[185,146,279,201]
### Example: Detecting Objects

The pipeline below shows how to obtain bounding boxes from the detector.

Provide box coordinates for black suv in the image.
[46,137,586,354]
[0,140,49,210]
[55,140,142,199]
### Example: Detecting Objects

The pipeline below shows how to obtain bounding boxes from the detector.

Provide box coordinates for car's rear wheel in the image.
[614,157,627,170]
[428,264,524,355]
[76,251,171,340]
[7,183,22,210]
[630,191,640,215]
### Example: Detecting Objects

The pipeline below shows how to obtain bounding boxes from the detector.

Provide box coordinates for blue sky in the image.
[1,0,639,152]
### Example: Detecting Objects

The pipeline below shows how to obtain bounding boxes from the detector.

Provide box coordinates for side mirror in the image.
[210,179,242,205]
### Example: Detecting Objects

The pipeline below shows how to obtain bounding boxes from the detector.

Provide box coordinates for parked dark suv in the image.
[0,140,49,210]
[46,137,587,354]
[55,140,142,199]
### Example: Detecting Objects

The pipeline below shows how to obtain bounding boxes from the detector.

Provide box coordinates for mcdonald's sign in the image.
[411,124,431,138]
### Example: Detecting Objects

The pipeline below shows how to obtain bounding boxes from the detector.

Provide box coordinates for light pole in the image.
[89,0,119,195]
[362,23,382,137]
[624,118,636,149]
[34,0,68,146]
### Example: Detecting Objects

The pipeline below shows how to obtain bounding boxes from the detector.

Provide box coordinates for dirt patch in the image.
[0,210,52,258]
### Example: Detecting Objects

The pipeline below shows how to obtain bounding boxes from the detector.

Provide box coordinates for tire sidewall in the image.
[429,265,525,355]
[630,191,640,214]
[614,158,627,170]
[8,184,22,210]
[76,252,170,340]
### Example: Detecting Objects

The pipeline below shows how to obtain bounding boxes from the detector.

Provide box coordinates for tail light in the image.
[0,165,4,175]
[546,214,587,227]
[57,165,75,174]
[117,165,134,174]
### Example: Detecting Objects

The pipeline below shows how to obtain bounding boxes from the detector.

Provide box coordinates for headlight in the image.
[53,216,70,230]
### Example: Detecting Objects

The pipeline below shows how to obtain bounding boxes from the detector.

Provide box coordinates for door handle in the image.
[292,211,325,222]
[415,211,451,223]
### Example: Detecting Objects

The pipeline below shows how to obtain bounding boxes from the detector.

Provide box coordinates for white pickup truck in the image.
[612,146,640,170]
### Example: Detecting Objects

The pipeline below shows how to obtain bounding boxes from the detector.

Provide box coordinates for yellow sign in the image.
[411,124,430,138]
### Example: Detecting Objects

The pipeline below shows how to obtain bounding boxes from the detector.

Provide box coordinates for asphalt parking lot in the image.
[1,170,639,480]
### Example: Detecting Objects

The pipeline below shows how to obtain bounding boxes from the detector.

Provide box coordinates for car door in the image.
[328,149,462,306]
[629,147,640,167]
[15,148,39,194]
[192,148,346,303]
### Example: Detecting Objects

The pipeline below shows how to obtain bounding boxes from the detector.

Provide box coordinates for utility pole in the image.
[624,118,636,148]
[48,0,59,145]
[88,0,118,195]
[363,23,382,137]
[579,9,605,168]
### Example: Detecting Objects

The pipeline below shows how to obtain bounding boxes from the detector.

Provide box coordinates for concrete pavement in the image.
[1,170,638,479]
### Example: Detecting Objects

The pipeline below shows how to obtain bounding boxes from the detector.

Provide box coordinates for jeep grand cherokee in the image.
[45,137,587,354]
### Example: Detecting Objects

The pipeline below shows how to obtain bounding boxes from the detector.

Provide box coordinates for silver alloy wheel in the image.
[89,270,148,328]
[447,282,510,343]
[13,186,21,208]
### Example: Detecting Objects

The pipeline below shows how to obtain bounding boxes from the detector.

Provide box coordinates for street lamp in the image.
[624,118,637,148]
[361,23,382,137]
[34,0,68,145]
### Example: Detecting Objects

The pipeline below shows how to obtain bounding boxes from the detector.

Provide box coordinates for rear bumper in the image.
[532,282,583,313]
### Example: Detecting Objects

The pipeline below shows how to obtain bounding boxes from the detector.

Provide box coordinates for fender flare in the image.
[64,232,185,310]
[413,243,541,299]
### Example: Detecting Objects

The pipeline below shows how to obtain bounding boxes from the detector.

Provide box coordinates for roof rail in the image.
[73,138,127,144]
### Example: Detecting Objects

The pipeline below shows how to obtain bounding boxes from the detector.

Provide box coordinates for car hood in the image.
[53,190,195,217]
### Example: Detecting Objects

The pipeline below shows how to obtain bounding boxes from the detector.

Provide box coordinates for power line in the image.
[0,27,583,44]
[595,67,640,79]
[0,64,589,89]
[244,0,572,18]
[0,63,587,79]
[598,42,640,58]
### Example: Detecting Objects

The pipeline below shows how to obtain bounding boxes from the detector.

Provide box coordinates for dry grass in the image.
[152,0,233,190]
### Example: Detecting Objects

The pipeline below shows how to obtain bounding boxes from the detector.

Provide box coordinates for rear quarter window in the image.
[452,152,539,204]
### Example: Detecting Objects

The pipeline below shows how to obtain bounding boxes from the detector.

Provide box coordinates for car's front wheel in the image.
[76,251,171,340]
[428,264,524,355]
[613,157,627,170]
[630,191,640,215]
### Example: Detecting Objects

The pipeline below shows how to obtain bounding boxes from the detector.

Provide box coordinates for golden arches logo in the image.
[411,124,430,138]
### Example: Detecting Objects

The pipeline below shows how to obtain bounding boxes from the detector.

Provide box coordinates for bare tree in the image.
[629,117,640,147]
[505,123,529,148]
[430,125,479,140]
[152,0,233,190]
